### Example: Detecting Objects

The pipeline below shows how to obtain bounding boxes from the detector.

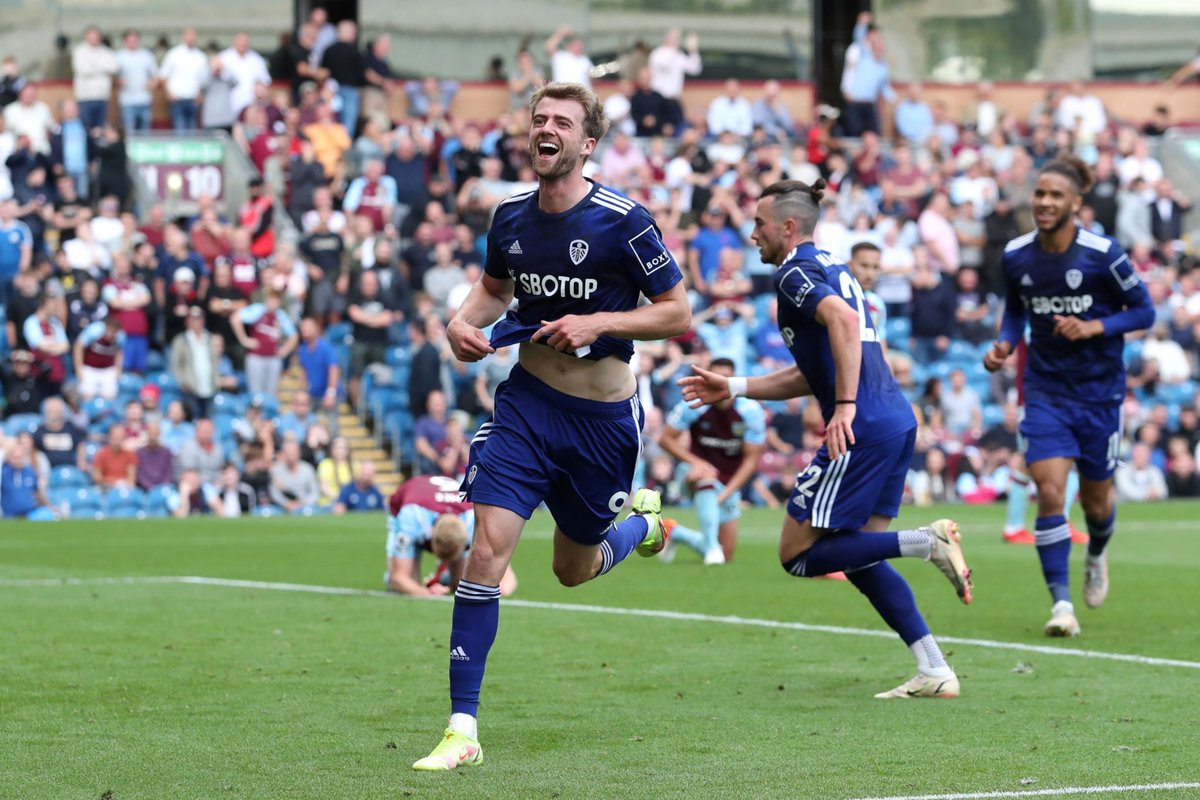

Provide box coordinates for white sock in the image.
[449,712,477,739]
[910,635,954,677]
[898,529,932,559]
[1052,599,1075,616]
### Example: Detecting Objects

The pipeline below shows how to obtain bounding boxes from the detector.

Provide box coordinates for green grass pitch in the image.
[2,502,1199,799]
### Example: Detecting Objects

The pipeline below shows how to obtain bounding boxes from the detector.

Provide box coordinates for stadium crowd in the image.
[1,12,1198,520]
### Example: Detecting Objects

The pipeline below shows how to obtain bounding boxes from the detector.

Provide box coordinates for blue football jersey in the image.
[484,181,683,363]
[774,243,915,443]
[999,227,1154,405]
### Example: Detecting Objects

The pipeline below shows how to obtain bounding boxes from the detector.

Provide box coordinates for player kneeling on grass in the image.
[682,178,974,699]
[385,475,517,598]
[658,357,765,565]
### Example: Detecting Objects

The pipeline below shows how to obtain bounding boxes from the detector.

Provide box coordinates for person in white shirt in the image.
[543,26,594,88]
[159,28,209,130]
[602,78,635,137]
[1117,137,1164,202]
[219,32,271,118]
[1055,81,1106,137]
[4,84,56,154]
[72,26,118,131]
[1114,443,1167,503]
[648,29,700,133]
[706,79,753,138]
[115,29,159,132]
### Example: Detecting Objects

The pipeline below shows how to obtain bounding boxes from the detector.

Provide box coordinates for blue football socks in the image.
[694,487,721,554]
[782,529,934,577]
[449,580,502,717]
[1085,509,1116,558]
[1034,514,1073,604]
[596,514,650,576]
[845,562,931,645]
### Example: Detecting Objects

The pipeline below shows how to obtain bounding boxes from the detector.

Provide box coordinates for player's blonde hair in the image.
[530,82,610,143]
[431,514,469,562]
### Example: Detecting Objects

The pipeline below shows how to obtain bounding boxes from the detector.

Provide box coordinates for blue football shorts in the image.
[787,426,917,531]
[1020,397,1122,481]
[462,364,644,545]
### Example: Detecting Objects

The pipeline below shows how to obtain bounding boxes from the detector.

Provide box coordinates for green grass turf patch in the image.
[1,502,1198,799]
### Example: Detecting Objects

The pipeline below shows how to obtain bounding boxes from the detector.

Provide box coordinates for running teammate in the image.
[385,475,517,598]
[659,357,766,565]
[683,179,974,699]
[984,155,1153,637]
[412,82,690,771]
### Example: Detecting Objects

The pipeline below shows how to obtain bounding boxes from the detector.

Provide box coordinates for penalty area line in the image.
[844,781,1200,800]
[4,575,1200,671]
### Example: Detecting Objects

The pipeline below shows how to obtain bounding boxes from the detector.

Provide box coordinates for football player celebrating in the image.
[984,155,1153,637]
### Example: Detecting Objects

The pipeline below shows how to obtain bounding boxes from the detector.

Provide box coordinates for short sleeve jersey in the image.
[484,180,683,363]
[774,243,915,443]
[1000,228,1152,405]
[666,397,766,485]
[386,475,474,559]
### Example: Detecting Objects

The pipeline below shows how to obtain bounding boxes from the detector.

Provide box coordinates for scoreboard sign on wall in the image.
[127,138,226,202]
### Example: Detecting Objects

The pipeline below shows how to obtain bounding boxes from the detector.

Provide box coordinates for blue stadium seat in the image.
[385,345,411,367]
[211,393,246,416]
[947,341,975,362]
[84,396,115,423]
[50,465,89,489]
[248,393,279,418]
[62,487,104,519]
[214,413,237,439]
[105,487,147,518]
[117,373,145,394]
[145,485,175,517]
[326,321,352,343]
[298,504,331,516]
[255,504,286,517]
[982,404,1004,429]
[4,413,41,436]
[886,317,911,343]
[145,350,167,372]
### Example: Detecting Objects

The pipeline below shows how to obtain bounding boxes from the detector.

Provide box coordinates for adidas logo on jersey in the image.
[508,240,523,255]
[450,646,470,661]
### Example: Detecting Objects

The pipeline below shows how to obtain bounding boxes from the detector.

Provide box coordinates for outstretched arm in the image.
[680,364,811,407]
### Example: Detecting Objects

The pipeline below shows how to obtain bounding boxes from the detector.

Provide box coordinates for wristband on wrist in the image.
[727,376,748,398]
[836,400,856,405]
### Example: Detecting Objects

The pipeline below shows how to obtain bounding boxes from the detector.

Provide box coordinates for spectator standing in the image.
[115,29,158,133]
[688,202,742,296]
[508,49,544,111]
[333,460,383,513]
[159,27,208,130]
[362,34,397,126]
[297,316,340,414]
[648,29,700,135]
[842,12,895,136]
[170,307,220,419]
[73,316,125,401]
[4,85,55,154]
[319,20,366,131]
[220,32,271,119]
[909,250,957,363]
[1149,178,1191,250]
[304,102,351,179]
[50,99,93,199]
[23,292,69,397]
[343,158,397,233]
[894,84,934,146]
[269,438,320,511]
[940,368,982,438]
[0,55,28,107]
[0,198,32,303]
[544,26,594,87]
[346,269,399,407]
[232,290,298,397]
[2,350,43,417]
[918,193,961,273]
[178,418,224,485]
[413,388,449,475]
[72,26,118,131]
[1055,81,1106,138]
[136,420,175,490]
[240,177,275,259]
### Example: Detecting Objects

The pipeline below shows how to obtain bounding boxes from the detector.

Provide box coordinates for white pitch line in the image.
[5,575,1200,671]
[845,781,1200,800]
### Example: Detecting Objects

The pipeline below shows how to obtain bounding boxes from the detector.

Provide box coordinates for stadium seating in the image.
[145,485,175,518]
[4,413,41,437]
[50,465,88,489]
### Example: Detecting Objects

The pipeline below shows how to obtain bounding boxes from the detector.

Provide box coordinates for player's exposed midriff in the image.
[517,341,636,402]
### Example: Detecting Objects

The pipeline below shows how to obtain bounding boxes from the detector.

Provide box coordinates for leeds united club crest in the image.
[569,239,589,266]
[1066,269,1083,290]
